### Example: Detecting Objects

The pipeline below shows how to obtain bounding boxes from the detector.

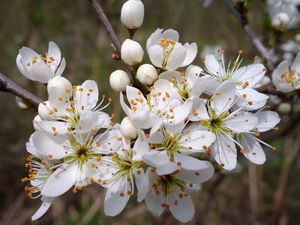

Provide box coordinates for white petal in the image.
[74,111,100,133]
[177,161,214,184]
[189,98,209,121]
[186,65,203,86]
[146,28,163,51]
[145,189,164,216]
[173,153,210,171]
[162,29,179,42]
[169,191,195,223]
[74,80,99,111]
[126,85,148,110]
[224,112,258,133]
[255,111,280,132]
[31,198,53,221]
[48,41,61,63]
[134,169,149,202]
[104,177,130,216]
[143,151,169,167]
[236,88,269,110]
[34,120,70,135]
[180,129,215,152]
[181,43,197,67]
[32,131,69,159]
[204,54,225,77]
[42,163,77,197]
[55,57,66,76]
[233,64,266,87]
[241,134,266,165]
[211,80,236,116]
[166,43,186,71]
[212,134,237,170]
[133,130,150,160]
[168,99,193,125]
[148,45,164,68]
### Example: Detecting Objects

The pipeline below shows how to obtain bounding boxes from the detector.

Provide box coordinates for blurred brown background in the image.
[0,0,299,225]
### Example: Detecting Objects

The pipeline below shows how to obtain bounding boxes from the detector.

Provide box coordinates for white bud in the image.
[121,39,144,66]
[121,0,144,29]
[38,101,53,120]
[110,70,131,92]
[47,76,72,98]
[136,64,158,85]
[120,117,138,139]
[278,102,291,114]
[272,13,290,29]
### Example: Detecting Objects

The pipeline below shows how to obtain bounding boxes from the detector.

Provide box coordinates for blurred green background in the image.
[0,0,299,225]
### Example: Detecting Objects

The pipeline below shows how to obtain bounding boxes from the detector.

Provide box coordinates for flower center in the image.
[152,172,186,196]
[159,38,176,69]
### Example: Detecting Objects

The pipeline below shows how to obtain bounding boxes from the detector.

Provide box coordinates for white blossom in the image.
[141,165,214,223]
[272,53,300,92]
[239,111,280,164]
[143,122,215,175]
[24,138,55,221]
[120,79,193,134]
[16,41,66,83]
[194,81,259,170]
[35,77,111,135]
[29,123,121,198]
[90,129,149,216]
[203,52,269,110]
[146,29,197,71]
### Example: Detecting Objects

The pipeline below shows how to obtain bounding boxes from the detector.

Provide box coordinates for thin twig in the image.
[0,73,42,109]
[224,0,274,70]
[89,0,122,56]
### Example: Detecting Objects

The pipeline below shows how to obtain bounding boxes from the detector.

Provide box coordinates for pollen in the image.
[242,81,249,89]
[242,94,247,99]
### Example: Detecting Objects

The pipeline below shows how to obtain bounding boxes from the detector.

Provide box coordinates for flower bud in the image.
[272,13,290,29]
[109,70,131,92]
[278,102,291,114]
[38,101,52,120]
[136,64,158,85]
[120,117,138,139]
[47,76,72,98]
[121,39,144,66]
[121,0,144,29]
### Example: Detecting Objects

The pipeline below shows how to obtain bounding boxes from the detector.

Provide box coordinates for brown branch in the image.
[0,73,42,109]
[89,0,122,56]
[224,0,275,71]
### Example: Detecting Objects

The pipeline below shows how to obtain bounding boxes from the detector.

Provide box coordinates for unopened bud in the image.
[121,0,144,29]
[120,117,138,139]
[121,39,144,66]
[109,70,131,92]
[136,64,158,85]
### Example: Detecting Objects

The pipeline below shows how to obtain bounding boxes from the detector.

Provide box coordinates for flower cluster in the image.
[267,0,300,30]
[16,0,282,223]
